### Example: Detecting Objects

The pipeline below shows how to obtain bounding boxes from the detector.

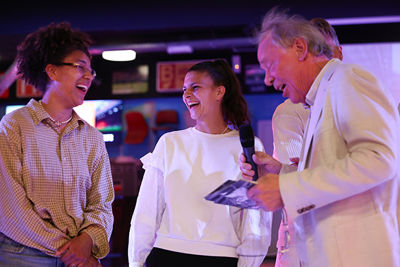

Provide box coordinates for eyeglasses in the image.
[55,62,96,77]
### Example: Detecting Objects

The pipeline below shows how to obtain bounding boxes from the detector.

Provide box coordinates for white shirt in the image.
[128,127,272,267]
[272,99,309,165]
[271,99,309,267]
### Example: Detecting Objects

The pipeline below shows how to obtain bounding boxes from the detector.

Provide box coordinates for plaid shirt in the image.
[0,99,114,259]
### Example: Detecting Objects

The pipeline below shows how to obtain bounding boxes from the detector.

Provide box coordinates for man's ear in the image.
[216,85,226,101]
[337,45,343,60]
[293,37,308,61]
[44,64,57,80]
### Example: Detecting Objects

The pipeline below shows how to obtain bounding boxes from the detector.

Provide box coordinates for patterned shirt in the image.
[0,99,114,259]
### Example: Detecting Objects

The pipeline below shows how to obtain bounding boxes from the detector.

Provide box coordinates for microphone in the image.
[239,124,259,181]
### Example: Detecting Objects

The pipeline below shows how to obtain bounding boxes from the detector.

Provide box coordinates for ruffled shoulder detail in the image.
[140,151,164,172]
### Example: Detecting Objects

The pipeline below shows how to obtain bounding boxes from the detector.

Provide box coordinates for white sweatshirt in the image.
[128,127,272,267]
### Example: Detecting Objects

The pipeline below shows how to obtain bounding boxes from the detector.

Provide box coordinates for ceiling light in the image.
[102,50,136,61]
[167,45,193,54]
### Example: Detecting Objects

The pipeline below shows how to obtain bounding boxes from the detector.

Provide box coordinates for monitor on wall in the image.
[74,99,123,144]
[5,104,24,114]
[3,100,123,145]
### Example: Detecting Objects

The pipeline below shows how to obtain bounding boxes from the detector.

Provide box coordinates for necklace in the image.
[39,100,72,127]
[48,115,72,127]
[220,125,229,134]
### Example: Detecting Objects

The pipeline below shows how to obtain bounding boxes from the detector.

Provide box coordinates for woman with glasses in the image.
[0,22,114,267]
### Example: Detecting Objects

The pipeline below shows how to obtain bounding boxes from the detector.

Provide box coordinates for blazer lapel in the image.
[298,61,339,171]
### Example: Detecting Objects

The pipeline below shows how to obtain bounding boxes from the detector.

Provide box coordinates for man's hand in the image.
[246,173,284,212]
[56,232,93,267]
[239,151,282,180]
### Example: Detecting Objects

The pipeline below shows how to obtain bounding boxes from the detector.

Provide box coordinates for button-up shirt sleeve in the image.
[78,138,114,259]
[0,112,69,255]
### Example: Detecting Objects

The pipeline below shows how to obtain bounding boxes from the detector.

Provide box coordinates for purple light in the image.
[327,16,400,25]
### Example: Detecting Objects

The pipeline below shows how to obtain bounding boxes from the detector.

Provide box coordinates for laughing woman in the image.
[128,59,272,267]
[0,22,114,267]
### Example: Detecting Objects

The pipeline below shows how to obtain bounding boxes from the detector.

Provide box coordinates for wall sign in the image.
[156,60,202,93]
[16,79,42,98]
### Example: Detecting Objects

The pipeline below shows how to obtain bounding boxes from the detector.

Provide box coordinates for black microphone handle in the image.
[243,146,259,181]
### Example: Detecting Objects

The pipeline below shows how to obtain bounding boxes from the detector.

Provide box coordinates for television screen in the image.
[5,104,25,114]
[74,99,123,143]
[3,100,123,144]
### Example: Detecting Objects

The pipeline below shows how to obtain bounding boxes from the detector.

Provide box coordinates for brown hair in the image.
[16,22,92,92]
[188,59,250,129]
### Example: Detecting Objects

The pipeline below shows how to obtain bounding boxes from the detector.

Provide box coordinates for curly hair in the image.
[16,22,92,92]
[187,59,250,129]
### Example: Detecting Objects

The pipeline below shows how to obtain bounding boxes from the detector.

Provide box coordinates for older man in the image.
[241,8,400,267]
[272,17,344,267]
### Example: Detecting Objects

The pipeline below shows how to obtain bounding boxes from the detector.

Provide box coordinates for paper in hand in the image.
[204,179,258,209]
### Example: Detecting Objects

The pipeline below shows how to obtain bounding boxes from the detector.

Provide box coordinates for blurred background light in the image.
[102,50,136,61]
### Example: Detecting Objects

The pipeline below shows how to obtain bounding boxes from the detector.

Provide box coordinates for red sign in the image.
[16,79,42,98]
[0,88,9,99]
[156,60,202,93]
[0,72,10,99]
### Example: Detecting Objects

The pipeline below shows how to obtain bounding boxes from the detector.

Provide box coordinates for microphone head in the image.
[239,124,255,148]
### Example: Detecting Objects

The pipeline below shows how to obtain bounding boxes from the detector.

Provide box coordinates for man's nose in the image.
[264,73,274,86]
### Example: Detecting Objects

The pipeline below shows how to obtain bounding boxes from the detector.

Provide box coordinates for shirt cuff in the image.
[81,225,110,259]
[129,261,145,267]
[238,255,266,267]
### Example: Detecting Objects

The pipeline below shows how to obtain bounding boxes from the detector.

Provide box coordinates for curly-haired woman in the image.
[0,22,114,267]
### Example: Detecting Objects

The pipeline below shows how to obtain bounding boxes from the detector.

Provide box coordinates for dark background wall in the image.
[1,0,400,63]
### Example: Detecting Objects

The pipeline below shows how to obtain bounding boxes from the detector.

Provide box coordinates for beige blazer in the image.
[280,59,400,267]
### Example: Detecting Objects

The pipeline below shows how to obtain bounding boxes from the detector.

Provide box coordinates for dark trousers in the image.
[146,247,238,267]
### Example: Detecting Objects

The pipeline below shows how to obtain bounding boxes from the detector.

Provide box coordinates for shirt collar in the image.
[305,58,339,108]
[27,99,50,126]
[27,98,85,127]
